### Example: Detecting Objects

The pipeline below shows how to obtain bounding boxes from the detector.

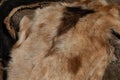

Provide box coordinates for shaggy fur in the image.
[0,0,79,65]
[0,0,79,80]
[7,2,120,80]
[0,1,41,79]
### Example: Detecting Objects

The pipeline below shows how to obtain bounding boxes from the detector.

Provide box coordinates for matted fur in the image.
[7,2,120,80]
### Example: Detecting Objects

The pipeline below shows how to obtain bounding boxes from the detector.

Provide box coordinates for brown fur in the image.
[7,2,120,80]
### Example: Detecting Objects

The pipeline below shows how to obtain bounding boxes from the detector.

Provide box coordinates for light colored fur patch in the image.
[7,2,120,80]
[13,16,32,48]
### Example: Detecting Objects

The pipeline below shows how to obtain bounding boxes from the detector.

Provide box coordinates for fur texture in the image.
[0,0,79,67]
[1,0,120,80]
[0,1,41,79]
[0,0,78,80]
[7,3,120,80]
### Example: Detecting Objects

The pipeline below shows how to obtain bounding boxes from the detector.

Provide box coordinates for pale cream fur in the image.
[13,16,32,48]
[8,2,120,80]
